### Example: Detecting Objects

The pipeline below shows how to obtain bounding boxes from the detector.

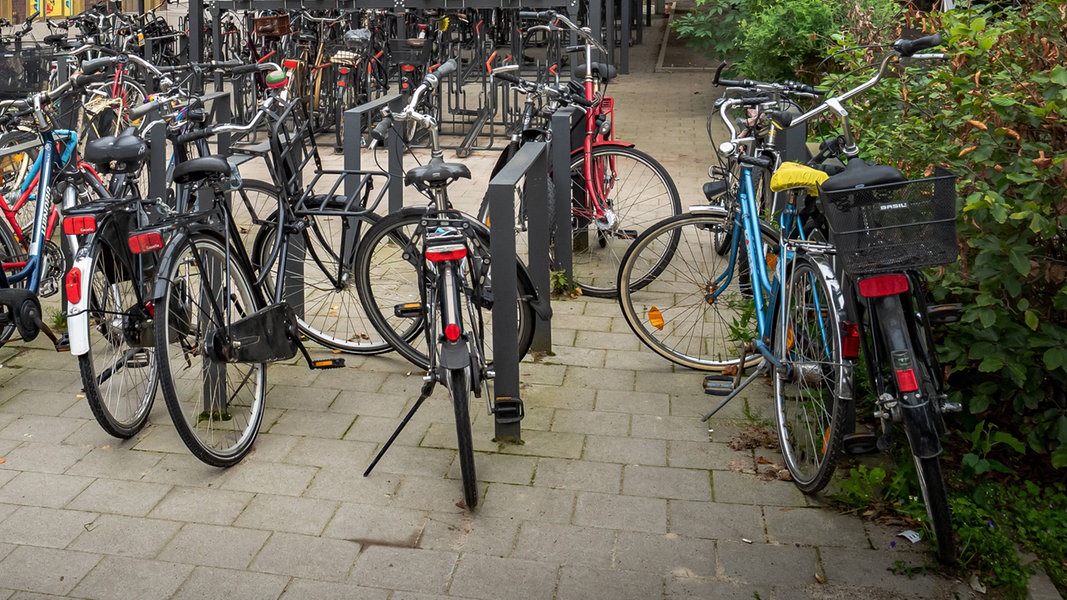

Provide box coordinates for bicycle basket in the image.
[0,43,54,100]
[819,167,957,275]
[253,14,290,38]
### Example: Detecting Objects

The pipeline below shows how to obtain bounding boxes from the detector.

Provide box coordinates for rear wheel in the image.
[155,234,266,467]
[914,454,956,563]
[79,243,157,438]
[0,218,24,344]
[448,367,478,509]
[773,254,847,493]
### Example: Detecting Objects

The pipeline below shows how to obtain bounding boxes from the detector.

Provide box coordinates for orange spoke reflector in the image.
[822,427,832,454]
[786,324,795,351]
[647,306,664,330]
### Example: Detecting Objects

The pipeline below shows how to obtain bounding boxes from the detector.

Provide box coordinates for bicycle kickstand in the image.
[363,377,436,477]
[701,343,770,422]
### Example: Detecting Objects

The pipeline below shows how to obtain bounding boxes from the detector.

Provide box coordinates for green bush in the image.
[825,1,1067,471]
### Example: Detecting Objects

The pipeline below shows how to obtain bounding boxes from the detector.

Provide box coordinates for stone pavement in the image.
[0,12,996,600]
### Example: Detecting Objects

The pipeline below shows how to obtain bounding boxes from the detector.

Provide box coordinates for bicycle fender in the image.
[440,341,470,370]
[67,252,93,356]
[148,228,193,302]
[572,139,636,156]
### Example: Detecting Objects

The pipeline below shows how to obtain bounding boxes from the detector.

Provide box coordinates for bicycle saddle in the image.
[820,158,905,192]
[770,162,829,193]
[405,157,471,188]
[172,156,233,185]
[295,32,317,45]
[572,61,617,82]
[83,130,148,175]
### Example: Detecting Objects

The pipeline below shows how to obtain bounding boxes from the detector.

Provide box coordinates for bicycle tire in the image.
[0,218,26,344]
[774,253,848,493]
[155,233,266,467]
[79,241,158,438]
[252,207,392,354]
[569,145,682,298]
[914,454,956,563]
[448,366,478,509]
[617,212,779,371]
[354,207,536,370]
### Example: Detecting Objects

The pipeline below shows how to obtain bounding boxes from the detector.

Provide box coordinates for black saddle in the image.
[172,156,233,185]
[83,130,148,175]
[572,61,617,83]
[405,158,471,188]
[820,158,905,192]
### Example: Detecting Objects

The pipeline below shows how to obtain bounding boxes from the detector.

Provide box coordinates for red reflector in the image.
[858,274,909,298]
[282,59,300,69]
[65,268,81,304]
[63,215,97,235]
[895,369,919,392]
[401,65,416,72]
[128,231,164,254]
[425,246,467,263]
[444,323,461,342]
[841,321,860,359]
[338,67,349,75]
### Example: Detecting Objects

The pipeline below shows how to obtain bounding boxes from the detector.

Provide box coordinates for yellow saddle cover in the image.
[769,162,829,193]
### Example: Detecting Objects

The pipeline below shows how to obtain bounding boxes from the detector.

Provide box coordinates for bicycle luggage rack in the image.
[292,169,392,217]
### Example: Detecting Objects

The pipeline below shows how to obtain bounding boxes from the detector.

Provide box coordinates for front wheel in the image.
[155,234,266,467]
[79,242,157,438]
[569,145,682,298]
[448,367,478,509]
[773,253,848,493]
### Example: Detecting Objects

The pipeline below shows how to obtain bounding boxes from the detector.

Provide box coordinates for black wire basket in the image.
[0,43,54,100]
[820,167,958,275]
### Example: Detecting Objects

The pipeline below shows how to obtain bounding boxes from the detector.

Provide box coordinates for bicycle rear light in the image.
[65,268,81,304]
[63,215,97,235]
[425,244,467,263]
[841,321,860,359]
[128,231,164,254]
[858,274,909,298]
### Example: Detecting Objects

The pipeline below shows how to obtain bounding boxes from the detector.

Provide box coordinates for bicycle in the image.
[477,10,681,298]
[356,59,542,509]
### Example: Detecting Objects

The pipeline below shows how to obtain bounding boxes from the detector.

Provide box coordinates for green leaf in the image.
[979,355,1004,372]
[1044,347,1066,371]
[1008,249,1031,276]
[970,395,991,414]
[992,431,1026,453]
[1051,66,1067,87]
[1052,446,1067,469]
[1025,310,1039,331]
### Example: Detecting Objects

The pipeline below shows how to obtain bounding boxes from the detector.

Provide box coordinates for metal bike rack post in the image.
[147,118,167,204]
[550,106,581,283]
[486,141,551,442]
[343,94,405,212]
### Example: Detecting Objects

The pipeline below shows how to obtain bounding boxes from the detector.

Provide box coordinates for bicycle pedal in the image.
[310,358,345,369]
[702,374,735,397]
[393,302,424,319]
[53,333,71,353]
[927,303,963,325]
[615,229,639,240]
[842,432,880,455]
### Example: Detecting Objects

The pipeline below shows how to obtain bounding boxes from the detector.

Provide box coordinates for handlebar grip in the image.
[69,72,108,91]
[432,58,458,79]
[518,11,553,19]
[737,95,770,107]
[569,94,595,109]
[893,33,943,57]
[494,70,522,85]
[717,78,750,88]
[369,117,393,148]
[81,57,113,75]
[176,128,215,145]
[738,154,774,170]
[26,10,40,23]
[231,63,264,75]
[128,98,164,120]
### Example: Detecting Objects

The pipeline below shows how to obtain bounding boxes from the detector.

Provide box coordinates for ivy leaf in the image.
[1051,66,1067,87]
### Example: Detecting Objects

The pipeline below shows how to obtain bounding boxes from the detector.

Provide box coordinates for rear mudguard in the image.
[66,249,93,356]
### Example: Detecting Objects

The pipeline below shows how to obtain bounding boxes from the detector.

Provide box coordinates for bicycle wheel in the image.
[354,208,536,370]
[914,454,956,563]
[773,253,847,493]
[0,218,25,345]
[617,212,779,371]
[79,242,157,438]
[447,366,478,509]
[569,145,682,298]
[252,208,393,354]
[155,234,266,467]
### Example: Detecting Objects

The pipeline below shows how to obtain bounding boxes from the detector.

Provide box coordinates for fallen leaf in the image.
[721,365,739,376]
[0,457,6,464]
[966,119,988,131]
[1032,151,1052,170]
[958,146,978,158]
[815,573,825,584]
[756,456,771,465]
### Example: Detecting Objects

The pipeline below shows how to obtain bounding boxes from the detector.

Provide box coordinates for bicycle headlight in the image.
[718,141,737,156]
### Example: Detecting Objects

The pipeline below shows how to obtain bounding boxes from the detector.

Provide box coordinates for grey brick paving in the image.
[0,12,995,600]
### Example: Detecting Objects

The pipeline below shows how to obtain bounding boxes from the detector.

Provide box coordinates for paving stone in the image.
[418,512,520,557]
[668,499,766,543]
[158,523,270,569]
[220,461,318,497]
[593,388,672,416]
[70,556,193,600]
[533,343,605,368]
[0,391,80,418]
[711,471,810,507]
[261,384,338,411]
[573,492,668,534]
[63,447,164,480]
[0,546,101,596]
[0,472,94,508]
[344,414,429,445]
[283,437,378,469]
[67,479,171,517]
[0,506,98,548]
[326,389,412,419]
[533,457,622,493]
[348,545,458,595]
[303,467,400,504]
[266,409,355,439]
[631,414,713,442]
[517,362,567,386]
[634,369,713,397]
[169,566,288,600]
[370,444,458,479]
[583,434,668,466]
[509,521,616,569]
[556,565,663,600]
[623,464,712,501]
[149,486,253,526]
[664,577,773,600]
[717,540,819,586]
[130,425,199,458]
[446,452,537,486]
[448,554,558,600]
[391,475,484,513]
[0,442,89,475]
[480,483,576,524]
[310,366,391,394]
[0,415,88,445]
[234,494,338,536]
[278,579,391,600]
[69,514,183,559]
[763,506,870,548]
[666,439,746,470]
[563,365,636,391]
[1,370,82,395]
[249,532,360,581]
[0,503,15,524]
[548,313,614,332]
[496,429,584,460]
[139,453,233,488]
[323,503,427,548]
[551,408,630,436]
[614,531,717,577]
[817,546,945,597]
[521,383,595,411]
